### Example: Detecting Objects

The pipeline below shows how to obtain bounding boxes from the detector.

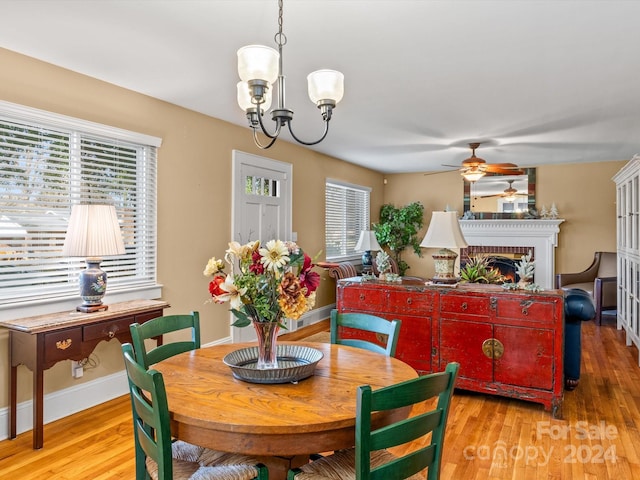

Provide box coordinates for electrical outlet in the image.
[71,360,83,378]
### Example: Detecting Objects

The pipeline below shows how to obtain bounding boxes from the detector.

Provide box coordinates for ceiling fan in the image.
[447,143,524,181]
[478,179,525,201]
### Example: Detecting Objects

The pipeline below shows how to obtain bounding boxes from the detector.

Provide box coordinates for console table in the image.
[0,299,170,449]
[337,278,564,417]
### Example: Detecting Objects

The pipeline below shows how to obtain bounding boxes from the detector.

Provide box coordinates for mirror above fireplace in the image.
[463,168,536,219]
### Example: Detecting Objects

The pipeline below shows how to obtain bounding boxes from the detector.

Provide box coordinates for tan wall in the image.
[382,161,627,279]
[0,47,630,412]
[0,48,384,408]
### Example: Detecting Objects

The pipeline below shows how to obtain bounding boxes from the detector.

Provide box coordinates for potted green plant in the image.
[373,202,424,276]
[460,254,505,284]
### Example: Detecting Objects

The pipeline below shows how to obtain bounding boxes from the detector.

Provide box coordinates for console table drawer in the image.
[44,328,82,363]
[83,315,135,342]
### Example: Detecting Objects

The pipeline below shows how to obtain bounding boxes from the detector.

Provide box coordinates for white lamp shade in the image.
[62,204,125,257]
[307,69,344,104]
[420,211,468,249]
[237,81,272,111]
[355,230,381,252]
[237,45,279,84]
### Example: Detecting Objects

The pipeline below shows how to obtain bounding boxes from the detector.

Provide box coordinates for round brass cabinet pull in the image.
[359,294,365,301]
[461,302,468,310]
[482,338,505,359]
[108,330,116,338]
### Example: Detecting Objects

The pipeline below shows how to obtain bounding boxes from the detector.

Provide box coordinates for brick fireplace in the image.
[459,219,564,289]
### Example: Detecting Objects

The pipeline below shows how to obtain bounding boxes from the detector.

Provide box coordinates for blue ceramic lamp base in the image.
[77,258,109,313]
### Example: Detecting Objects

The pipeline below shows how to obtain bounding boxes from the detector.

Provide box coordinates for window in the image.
[0,101,161,309]
[325,179,370,261]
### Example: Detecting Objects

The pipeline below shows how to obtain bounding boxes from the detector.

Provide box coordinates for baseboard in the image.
[0,370,129,441]
[291,303,334,331]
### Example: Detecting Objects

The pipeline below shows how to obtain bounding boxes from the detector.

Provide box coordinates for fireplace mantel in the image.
[459,219,565,289]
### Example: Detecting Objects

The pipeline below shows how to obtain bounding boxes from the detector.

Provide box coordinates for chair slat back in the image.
[130,312,201,369]
[356,362,459,480]
[122,343,174,480]
[330,309,401,357]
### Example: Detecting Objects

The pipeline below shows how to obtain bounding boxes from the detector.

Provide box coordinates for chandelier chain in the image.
[274,0,287,48]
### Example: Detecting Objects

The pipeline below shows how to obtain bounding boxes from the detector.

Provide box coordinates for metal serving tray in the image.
[223,344,324,384]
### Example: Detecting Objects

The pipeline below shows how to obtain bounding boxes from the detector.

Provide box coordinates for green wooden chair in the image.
[129,312,201,369]
[330,309,402,357]
[122,343,268,480]
[287,362,459,480]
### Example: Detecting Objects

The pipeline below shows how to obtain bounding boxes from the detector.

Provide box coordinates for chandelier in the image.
[236,0,344,149]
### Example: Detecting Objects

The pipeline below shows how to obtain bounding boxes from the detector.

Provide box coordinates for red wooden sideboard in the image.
[337,278,564,417]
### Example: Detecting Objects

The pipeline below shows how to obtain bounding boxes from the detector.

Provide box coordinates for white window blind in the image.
[0,101,161,307]
[325,180,370,261]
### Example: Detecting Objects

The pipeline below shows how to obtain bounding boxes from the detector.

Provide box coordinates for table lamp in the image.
[355,230,382,275]
[62,204,125,312]
[420,211,468,284]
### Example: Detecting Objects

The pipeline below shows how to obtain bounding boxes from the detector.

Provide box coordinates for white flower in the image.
[216,274,246,310]
[203,257,224,277]
[260,239,290,273]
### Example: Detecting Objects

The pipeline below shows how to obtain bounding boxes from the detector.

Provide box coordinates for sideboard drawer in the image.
[496,298,558,323]
[340,287,387,311]
[44,328,82,363]
[83,315,135,342]
[439,293,491,317]
[388,290,434,314]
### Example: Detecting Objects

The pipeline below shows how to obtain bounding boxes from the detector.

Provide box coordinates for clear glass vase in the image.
[253,320,280,369]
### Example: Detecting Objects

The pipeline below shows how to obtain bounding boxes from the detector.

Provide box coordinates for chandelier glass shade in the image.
[237,0,344,149]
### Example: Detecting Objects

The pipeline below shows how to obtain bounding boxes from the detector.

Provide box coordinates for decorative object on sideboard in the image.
[374,251,400,282]
[354,230,381,275]
[501,250,542,291]
[420,211,469,284]
[62,204,125,313]
[459,254,505,284]
[236,0,344,149]
[373,201,424,276]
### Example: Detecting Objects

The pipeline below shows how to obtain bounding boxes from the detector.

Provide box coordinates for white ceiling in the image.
[2,0,639,173]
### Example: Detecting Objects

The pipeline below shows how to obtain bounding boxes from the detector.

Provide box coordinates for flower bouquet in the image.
[204,240,320,368]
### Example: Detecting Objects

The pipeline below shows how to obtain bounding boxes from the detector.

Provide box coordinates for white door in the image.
[231,150,292,342]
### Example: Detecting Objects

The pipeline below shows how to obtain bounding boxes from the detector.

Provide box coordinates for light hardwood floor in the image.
[1,318,639,479]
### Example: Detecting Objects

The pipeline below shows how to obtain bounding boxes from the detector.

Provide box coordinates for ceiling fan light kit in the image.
[236,0,344,149]
[459,143,523,182]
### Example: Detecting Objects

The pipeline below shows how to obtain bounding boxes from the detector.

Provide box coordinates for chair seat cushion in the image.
[146,440,260,480]
[292,448,424,480]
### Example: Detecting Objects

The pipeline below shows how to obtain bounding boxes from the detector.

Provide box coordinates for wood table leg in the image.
[33,363,44,449]
[9,331,17,440]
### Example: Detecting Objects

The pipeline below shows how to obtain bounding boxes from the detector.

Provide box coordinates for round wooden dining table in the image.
[153,341,418,479]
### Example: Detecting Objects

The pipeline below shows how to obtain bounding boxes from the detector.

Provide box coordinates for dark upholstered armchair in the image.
[556,252,617,325]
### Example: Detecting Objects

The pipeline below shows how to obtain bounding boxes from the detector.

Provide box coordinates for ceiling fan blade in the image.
[423,169,458,176]
[486,166,524,175]
[487,163,519,168]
